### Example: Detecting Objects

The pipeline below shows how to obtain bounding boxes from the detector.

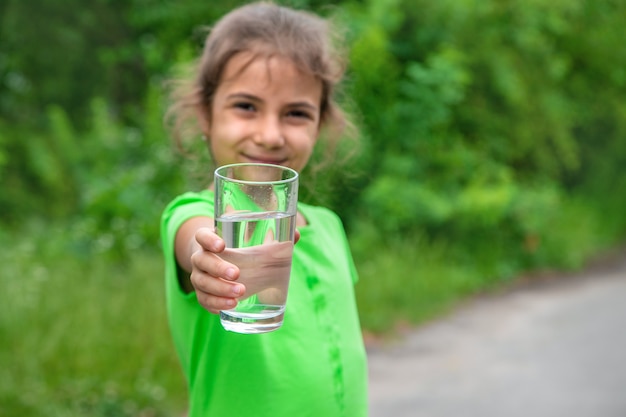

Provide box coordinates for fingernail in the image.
[225,267,236,280]
[232,284,243,296]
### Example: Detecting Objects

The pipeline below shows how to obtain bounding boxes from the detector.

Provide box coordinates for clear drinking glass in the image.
[214,163,299,334]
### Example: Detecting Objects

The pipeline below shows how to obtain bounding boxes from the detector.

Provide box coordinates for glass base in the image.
[220,306,285,334]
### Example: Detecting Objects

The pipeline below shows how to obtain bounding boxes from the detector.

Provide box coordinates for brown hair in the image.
[165,1,358,172]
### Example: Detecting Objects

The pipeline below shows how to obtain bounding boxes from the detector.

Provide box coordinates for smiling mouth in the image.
[242,155,288,165]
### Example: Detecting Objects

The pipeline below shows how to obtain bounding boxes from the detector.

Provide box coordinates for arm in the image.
[175,216,244,314]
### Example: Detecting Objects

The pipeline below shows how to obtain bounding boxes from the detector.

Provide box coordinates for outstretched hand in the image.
[190,227,301,314]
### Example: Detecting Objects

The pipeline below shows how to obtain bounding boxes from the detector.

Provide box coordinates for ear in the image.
[196,103,211,136]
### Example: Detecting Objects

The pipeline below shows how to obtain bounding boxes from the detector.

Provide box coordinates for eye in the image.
[286,109,314,121]
[233,102,256,112]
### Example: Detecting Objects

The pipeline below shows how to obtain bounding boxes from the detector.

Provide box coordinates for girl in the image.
[160,2,367,416]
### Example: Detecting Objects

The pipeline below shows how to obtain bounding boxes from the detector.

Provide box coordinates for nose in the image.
[253,115,285,148]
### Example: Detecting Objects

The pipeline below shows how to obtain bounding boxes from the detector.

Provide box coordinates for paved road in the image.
[367,252,626,417]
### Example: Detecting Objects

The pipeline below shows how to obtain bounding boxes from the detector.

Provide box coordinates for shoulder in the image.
[161,189,214,235]
[162,190,213,218]
[164,189,213,210]
[298,202,343,228]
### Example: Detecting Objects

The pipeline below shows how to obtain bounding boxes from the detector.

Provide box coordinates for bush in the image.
[343,0,626,253]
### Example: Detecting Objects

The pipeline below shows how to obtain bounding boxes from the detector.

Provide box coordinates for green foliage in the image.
[0,0,624,275]
[0,0,624,256]
[1,0,140,127]
[0,84,189,259]
[0,0,625,345]
[340,0,626,261]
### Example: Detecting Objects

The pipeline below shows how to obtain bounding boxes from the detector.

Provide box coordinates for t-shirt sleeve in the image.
[160,192,214,270]
[299,203,360,285]
[337,216,359,285]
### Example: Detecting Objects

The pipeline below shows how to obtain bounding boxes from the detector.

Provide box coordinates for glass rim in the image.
[214,163,299,185]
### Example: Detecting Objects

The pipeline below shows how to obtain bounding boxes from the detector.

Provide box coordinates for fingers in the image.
[191,268,245,314]
[294,228,301,244]
[190,226,300,314]
[191,247,239,281]
[190,229,244,314]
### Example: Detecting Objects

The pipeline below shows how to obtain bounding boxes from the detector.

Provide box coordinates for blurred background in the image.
[1,0,625,415]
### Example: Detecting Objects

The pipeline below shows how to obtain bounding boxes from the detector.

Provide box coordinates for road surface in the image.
[367,251,626,417]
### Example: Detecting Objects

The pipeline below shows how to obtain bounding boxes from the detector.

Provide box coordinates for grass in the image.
[0,235,186,416]
[353,237,482,333]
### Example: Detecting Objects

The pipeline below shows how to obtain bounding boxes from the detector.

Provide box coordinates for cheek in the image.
[207,124,239,165]
[210,117,245,146]
[292,130,318,167]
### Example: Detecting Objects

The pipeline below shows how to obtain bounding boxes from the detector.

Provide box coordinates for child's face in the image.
[205,52,322,173]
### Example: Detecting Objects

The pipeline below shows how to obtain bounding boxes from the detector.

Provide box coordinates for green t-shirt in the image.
[160,190,368,417]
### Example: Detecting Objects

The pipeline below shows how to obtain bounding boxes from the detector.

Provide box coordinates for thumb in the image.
[195,227,225,253]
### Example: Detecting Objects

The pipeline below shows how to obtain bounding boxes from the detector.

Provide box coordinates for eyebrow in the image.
[226,93,259,102]
[226,93,319,112]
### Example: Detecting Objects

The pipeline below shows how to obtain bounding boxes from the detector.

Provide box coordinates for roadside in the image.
[367,248,626,417]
